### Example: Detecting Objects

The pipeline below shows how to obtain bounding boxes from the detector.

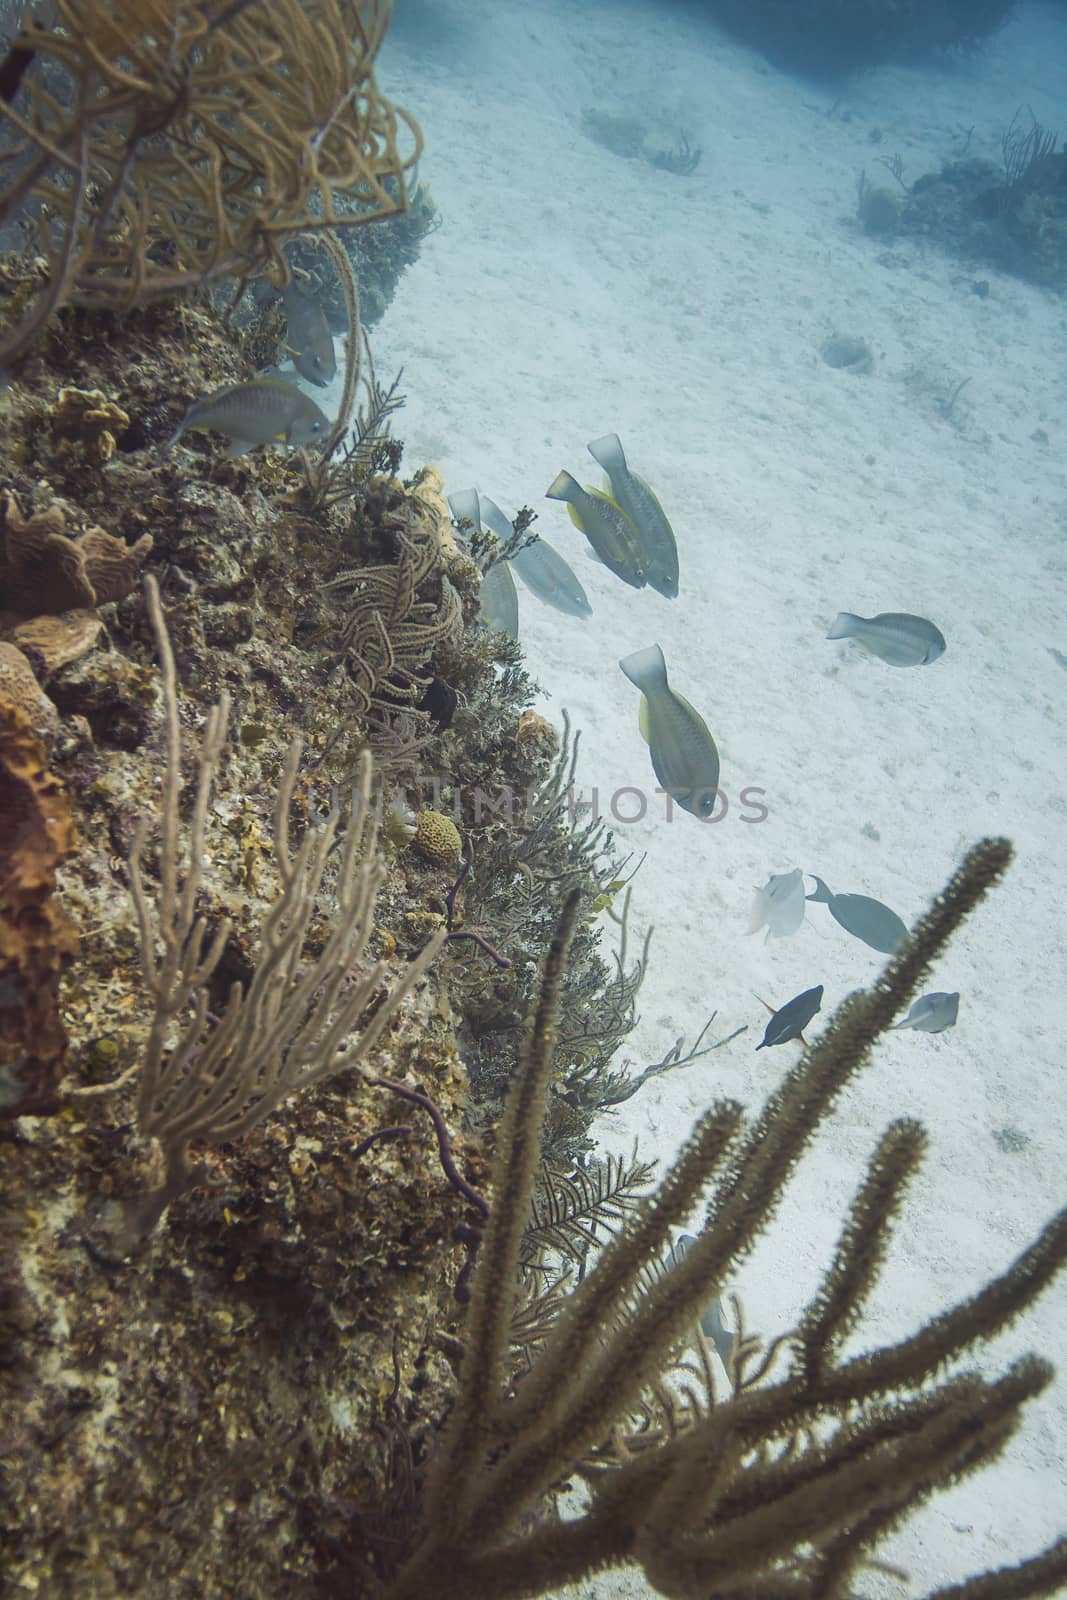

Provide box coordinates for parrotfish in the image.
[806,876,908,954]
[546,468,647,590]
[749,868,806,940]
[448,489,518,553]
[479,559,519,639]
[672,1233,736,1369]
[165,379,329,456]
[893,992,959,1033]
[282,281,336,387]
[756,984,824,1050]
[587,432,679,599]
[512,536,592,619]
[826,611,946,666]
[618,643,720,819]
[474,493,517,546]
[447,487,484,531]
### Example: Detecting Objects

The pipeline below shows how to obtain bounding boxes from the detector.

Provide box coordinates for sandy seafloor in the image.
[349,1,1065,1590]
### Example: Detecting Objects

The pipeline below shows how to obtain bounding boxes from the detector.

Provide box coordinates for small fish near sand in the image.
[546,468,647,590]
[587,432,680,599]
[749,868,806,941]
[165,379,329,456]
[619,643,720,819]
[756,985,824,1050]
[806,875,908,954]
[672,1233,736,1369]
[893,992,960,1034]
[826,611,946,667]
[282,280,336,387]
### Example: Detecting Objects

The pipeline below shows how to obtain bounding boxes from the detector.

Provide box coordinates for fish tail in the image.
[826,612,860,640]
[546,469,579,504]
[587,432,626,475]
[619,643,668,694]
[805,876,833,904]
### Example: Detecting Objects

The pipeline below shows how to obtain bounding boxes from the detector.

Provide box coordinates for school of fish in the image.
[162,270,956,1064]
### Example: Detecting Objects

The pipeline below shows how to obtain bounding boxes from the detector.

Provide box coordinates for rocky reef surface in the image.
[0,290,628,1597]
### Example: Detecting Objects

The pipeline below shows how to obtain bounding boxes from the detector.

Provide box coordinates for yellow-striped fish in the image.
[546,469,647,590]
[619,643,720,819]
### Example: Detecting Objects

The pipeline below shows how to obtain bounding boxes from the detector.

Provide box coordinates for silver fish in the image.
[672,1234,736,1369]
[546,469,647,590]
[827,611,946,667]
[756,984,823,1050]
[619,643,720,819]
[587,432,679,599]
[447,487,484,532]
[166,379,329,456]
[282,281,336,387]
[893,992,959,1033]
[806,876,908,953]
[512,536,592,619]
[479,559,519,639]
[475,493,517,546]
[749,868,806,940]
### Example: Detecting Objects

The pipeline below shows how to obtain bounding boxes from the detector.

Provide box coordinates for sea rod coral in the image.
[117,576,446,1242]
[384,848,1067,1600]
[0,0,421,363]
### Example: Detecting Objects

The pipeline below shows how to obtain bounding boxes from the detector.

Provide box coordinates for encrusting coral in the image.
[49,386,131,464]
[0,703,79,1117]
[0,487,153,617]
[0,640,58,737]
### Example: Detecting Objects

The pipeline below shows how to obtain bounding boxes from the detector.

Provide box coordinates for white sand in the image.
[369,1,1066,1589]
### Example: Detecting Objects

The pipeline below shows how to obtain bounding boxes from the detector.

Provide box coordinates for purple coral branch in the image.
[445,855,472,924]
[445,930,512,970]
[362,1072,489,1302]
[351,1123,414,1161]
[363,1074,489,1221]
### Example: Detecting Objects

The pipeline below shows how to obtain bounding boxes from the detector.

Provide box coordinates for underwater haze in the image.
[373,0,1065,1592]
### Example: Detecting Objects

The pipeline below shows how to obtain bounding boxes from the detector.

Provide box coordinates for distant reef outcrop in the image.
[689,0,1016,77]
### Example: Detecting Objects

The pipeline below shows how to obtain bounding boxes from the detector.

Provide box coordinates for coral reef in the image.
[3,9,1058,1592]
[0,237,640,1597]
[279,178,441,331]
[695,0,1015,77]
[895,147,1067,294]
[853,115,1065,292]
[0,0,421,361]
